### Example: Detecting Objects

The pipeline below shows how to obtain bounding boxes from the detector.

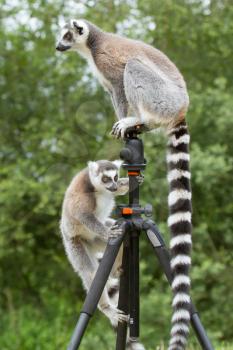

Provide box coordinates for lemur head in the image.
[56,19,90,52]
[88,160,123,193]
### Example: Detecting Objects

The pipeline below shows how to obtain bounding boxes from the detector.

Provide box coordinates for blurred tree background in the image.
[0,0,233,349]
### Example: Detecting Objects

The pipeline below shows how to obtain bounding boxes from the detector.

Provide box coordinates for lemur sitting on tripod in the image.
[60,160,128,327]
[57,20,192,350]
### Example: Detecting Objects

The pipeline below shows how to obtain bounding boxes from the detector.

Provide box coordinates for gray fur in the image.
[124,58,188,122]
[78,212,110,240]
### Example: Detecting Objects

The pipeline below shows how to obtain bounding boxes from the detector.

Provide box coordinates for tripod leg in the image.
[67,229,126,350]
[129,230,140,339]
[191,310,214,350]
[116,235,130,350]
[143,220,214,350]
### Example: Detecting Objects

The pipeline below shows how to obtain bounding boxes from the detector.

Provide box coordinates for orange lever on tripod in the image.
[122,207,133,215]
[128,171,140,176]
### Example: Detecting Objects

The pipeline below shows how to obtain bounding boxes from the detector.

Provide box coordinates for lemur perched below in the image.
[60,160,128,325]
[57,20,192,350]
[60,160,145,350]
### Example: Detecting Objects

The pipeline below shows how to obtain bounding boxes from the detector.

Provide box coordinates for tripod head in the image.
[120,125,147,171]
[117,124,152,219]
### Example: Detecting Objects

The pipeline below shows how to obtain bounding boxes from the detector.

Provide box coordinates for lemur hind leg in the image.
[111,58,188,138]
[62,234,97,286]
[62,234,126,327]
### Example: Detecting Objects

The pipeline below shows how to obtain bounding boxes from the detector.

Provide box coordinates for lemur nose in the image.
[56,43,72,52]
[109,183,118,192]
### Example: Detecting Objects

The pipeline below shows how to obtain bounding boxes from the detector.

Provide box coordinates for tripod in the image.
[67,126,214,350]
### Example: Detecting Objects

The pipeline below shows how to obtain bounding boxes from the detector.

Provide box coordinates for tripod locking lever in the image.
[116,204,152,217]
[144,204,153,217]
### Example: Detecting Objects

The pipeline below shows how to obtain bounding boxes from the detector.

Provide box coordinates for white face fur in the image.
[88,160,122,193]
[56,19,89,52]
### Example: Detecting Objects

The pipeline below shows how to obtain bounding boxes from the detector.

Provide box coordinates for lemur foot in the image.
[102,304,129,327]
[111,117,140,139]
[112,308,129,327]
[116,308,129,323]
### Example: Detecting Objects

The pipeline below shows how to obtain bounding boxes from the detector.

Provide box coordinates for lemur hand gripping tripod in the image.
[67,126,214,350]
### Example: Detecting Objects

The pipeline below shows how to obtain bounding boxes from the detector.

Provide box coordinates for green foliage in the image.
[0,0,233,348]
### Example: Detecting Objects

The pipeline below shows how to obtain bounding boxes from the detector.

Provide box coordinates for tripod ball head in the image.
[120,148,132,162]
[120,136,146,171]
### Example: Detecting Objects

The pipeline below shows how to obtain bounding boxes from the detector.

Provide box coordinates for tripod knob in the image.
[144,204,153,217]
[120,148,133,162]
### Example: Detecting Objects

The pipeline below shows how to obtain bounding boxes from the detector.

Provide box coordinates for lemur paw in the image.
[104,218,116,228]
[109,224,123,239]
[136,174,144,185]
[117,177,129,195]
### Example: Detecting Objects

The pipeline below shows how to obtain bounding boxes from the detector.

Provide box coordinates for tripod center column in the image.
[120,134,147,341]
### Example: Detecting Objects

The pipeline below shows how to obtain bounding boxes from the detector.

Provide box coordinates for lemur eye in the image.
[63,32,73,41]
[102,176,110,183]
[114,175,118,182]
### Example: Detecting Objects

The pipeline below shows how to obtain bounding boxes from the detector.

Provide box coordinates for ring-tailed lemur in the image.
[57,20,192,350]
[60,160,145,350]
[60,160,128,326]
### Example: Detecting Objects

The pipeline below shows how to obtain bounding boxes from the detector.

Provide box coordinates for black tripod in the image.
[67,126,214,350]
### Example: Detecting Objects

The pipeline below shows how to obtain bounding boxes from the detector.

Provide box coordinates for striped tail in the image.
[166,120,192,350]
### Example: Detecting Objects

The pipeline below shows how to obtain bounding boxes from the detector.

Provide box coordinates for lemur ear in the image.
[112,160,123,169]
[73,21,84,35]
[88,161,99,175]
